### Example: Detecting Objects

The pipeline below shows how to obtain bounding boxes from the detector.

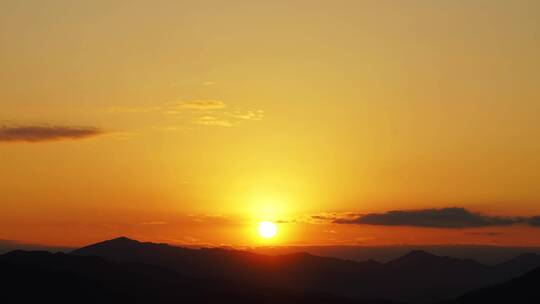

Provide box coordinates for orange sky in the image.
[1,0,540,247]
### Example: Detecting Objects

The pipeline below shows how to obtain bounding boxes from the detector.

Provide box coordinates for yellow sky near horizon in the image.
[1,0,540,247]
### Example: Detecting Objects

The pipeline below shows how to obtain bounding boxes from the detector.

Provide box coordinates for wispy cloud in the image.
[226,110,264,121]
[305,212,361,224]
[195,116,234,127]
[187,214,239,225]
[107,99,264,128]
[332,207,539,229]
[0,125,105,143]
[172,100,226,111]
[139,221,168,225]
[105,106,162,113]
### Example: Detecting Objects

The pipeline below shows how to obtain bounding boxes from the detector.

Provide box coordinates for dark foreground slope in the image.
[0,250,394,304]
[444,266,540,304]
[72,237,540,303]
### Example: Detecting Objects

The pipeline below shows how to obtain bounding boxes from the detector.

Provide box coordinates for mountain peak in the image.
[403,250,438,259]
[89,236,143,247]
[386,250,442,267]
[107,236,140,244]
[71,236,144,256]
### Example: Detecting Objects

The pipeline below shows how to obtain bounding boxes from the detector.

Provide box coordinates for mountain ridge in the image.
[0,249,397,304]
[70,236,540,303]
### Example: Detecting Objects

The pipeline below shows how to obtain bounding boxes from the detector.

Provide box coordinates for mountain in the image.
[71,237,540,303]
[4,237,539,303]
[385,249,490,280]
[0,250,394,304]
[251,245,540,265]
[444,266,540,304]
[494,253,540,279]
[0,250,205,303]
[379,250,495,301]
[72,237,384,299]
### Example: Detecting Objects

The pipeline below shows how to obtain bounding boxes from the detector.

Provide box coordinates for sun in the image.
[258,221,278,239]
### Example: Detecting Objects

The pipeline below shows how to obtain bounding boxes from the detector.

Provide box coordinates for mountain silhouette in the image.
[0,249,396,304]
[72,237,385,299]
[494,252,540,279]
[444,265,540,304]
[71,237,540,302]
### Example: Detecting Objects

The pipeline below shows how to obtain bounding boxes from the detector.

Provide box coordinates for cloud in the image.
[106,100,226,114]
[105,106,162,113]
[226,110,264,121]
[333,207,530,228]
[187,214,238,225]
[107,100,263,128]
[465,232,504,236]
[194,115,234,127]
[0,125,105,143]
[529,216,540,227]
[307,212,361,224]
[193,110,264,127]
[312,215,334,220]
[139,221,168,225]
[174,100,226,110]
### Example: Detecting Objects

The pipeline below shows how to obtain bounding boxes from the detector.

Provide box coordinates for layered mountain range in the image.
[2,237,540,303]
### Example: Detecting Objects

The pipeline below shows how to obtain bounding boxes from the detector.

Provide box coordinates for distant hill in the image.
[0,250,395,304]
[444,266,540,304]
[494,252,540,279]
[251,245,540,264]
[71,237,540,302]
[0,239,73,254]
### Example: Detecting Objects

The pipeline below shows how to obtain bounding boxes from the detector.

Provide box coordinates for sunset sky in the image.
[1,0,539,247]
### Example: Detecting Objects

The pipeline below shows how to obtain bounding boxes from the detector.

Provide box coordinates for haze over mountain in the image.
[0,239,72,255]
[251,245,540,265]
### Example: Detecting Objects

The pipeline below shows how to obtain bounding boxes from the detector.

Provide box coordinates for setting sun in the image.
[258,221,278,239]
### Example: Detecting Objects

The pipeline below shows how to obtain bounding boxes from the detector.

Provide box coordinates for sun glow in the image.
[258,221,278,239]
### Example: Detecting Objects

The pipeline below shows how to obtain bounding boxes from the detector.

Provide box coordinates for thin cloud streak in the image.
[0,125,105,143]
[175,100,226,110]
[107,100,263,128]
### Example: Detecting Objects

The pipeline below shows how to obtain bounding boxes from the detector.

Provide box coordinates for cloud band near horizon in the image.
[332,207,540,228]
[0,125,105,142]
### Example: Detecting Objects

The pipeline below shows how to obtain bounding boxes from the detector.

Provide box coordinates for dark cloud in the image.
[465,232,504,236]
[0,125,104,142]
[311,213,361,221]
[529,216,540,227]
[333,207,530,228]
[311,215,334,220]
